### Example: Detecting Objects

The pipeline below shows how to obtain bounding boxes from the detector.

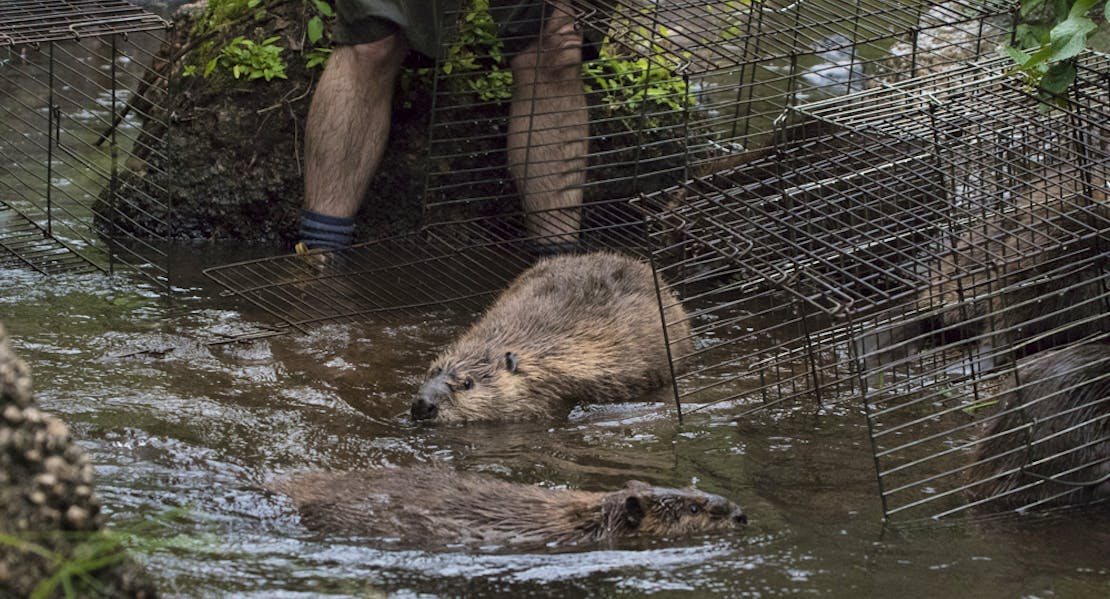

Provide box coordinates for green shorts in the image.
[333,0,608,63]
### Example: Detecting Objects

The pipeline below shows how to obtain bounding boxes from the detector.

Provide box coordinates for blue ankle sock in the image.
[299,210,355,250]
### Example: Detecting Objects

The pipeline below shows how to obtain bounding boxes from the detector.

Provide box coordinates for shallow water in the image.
[1,252,1108,598]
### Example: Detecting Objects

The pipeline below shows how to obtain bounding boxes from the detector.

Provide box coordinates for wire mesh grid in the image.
[0,0,165,46]
[810,54,1107,520]
[1,4,172,285]
[422,0,1013,234]
[203,198,658,332]
[632,47,1109,519]
[0,201,99,274]
[205,0,1020,415]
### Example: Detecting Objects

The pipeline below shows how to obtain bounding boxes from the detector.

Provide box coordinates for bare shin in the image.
[304,37,408,219]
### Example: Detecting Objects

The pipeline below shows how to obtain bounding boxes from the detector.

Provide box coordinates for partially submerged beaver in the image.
[411,251,694,422]
[274,466,746,548]
[966,343,1110,510]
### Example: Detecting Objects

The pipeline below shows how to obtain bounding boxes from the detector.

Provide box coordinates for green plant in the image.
[0,507,212,599]
[1006,0,1110,95]
[204,35,288,81]
[583,46,693,115]
[304,0,336,69]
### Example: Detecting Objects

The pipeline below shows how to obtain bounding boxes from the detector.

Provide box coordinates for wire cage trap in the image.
[0,0,172,285]
[640,50,1108,520]
[195,1,1110,523]
[207,0,1014,325]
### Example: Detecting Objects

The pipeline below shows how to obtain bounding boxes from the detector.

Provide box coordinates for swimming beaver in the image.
[411,251,694,422]
[274,466,747,548]
[966,344,1110,510]
[858,190,1109,373]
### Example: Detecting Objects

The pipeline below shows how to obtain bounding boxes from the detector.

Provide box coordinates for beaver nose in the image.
[410,398,439,421]
[732,511,748,526]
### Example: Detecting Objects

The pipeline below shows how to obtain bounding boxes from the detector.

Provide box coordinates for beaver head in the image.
[412,350,531,422]
[600,481,748,539]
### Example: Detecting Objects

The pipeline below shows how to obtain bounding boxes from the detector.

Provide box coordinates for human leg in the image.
[507,0,587,250]
[300,34,408,250]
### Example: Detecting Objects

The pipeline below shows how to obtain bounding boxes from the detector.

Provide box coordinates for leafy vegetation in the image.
[184,0,337,81]
[205,36,288,81]
[1006,0,1110,96]
[0,508,200,599]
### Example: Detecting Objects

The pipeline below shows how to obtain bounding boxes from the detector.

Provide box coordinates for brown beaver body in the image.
[411,251,694,422]
[966,344,1110,510]
[859,191,1108,372]
[275,466,746,548]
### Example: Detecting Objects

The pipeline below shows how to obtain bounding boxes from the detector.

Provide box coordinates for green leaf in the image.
[1019,0,1046,18]
[248,0,262,7]
[262,36,281,46]
[232,64,241,78]
[313,0,335,17]
[204,57,218,77]
[1040,61,1077,93]
[1048,14,1096,62]
[307,17,324,44]
[1004,45,1032,66]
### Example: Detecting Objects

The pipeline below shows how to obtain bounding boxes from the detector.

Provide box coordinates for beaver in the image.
[410,251,694,422]
[274,466,747,548]
[857,188,1109,373]
[966,343,1110,510]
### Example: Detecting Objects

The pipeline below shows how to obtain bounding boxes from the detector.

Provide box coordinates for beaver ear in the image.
[504,352,519,374]
[623,495,645,528]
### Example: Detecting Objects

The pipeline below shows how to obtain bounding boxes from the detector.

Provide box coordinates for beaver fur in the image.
[858,188,1109,372]
[966,344,1110,510]
[274,466,746,548]
[411,251,694,422]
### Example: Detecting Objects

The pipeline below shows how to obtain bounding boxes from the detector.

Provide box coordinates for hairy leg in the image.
[508,0,588,248]
[304,35,408,220]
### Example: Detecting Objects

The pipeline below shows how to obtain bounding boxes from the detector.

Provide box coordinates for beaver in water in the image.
[274,466,746,548]
[966,343,1110,510]
[858,189,1108,373]
[411,251,694,422]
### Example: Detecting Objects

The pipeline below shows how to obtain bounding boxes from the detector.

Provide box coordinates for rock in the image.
[1,323,159,598]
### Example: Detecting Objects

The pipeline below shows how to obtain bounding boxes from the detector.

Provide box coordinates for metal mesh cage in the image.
[0,1,171,285]
[193,1,1110,522]
[643,50,1108,520]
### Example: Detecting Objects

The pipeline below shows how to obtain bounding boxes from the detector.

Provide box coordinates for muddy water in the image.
[1,252,1108,598]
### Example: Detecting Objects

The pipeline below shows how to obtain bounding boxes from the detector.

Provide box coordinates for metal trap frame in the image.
[1,0,172,285]
[207,0,1013,323]
[642,50,1109,520]
[203,2,1025,435]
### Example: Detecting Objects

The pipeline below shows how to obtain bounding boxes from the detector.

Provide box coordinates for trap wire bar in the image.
[0,0,165,46]
[421,0,1012,230]
[0,1,172,285]
[635,50,1109,520]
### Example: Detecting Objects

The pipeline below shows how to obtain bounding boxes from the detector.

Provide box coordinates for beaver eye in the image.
[462,376,474,390]
[429,367,442,377]
[688,504,701,515]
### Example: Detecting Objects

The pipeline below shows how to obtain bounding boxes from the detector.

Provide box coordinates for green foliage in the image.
[438,0,694,111]
[304,0,336,69]
[204,35,288,81]
[583,46,693,115]
[1006,0,1109,95]
[183,0,336,81]
[440,0,512,101]
[193,0,267,38]
[0,507,200,599]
